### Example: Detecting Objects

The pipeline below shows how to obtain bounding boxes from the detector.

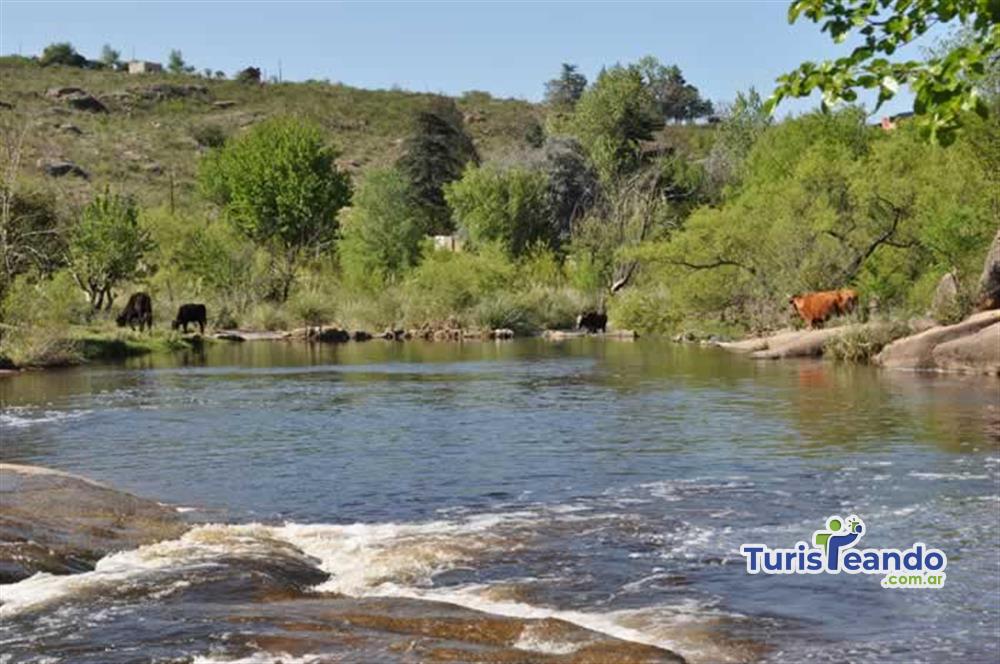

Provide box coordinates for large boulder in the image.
[931,323,1000,374]
[0,464,187,583]
[875,310,1000,372]
[978,227,1000,310]
[930,271,960,322]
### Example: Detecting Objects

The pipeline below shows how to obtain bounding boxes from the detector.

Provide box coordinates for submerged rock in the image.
[0,464,187,583]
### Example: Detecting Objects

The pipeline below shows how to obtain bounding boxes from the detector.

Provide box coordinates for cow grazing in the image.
[790,289,859,329]
[116,292,153,331]
[576,311,608,334]
[172,304,207,334]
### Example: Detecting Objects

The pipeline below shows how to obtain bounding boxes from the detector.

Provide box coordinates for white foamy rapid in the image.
[1,509,730,661]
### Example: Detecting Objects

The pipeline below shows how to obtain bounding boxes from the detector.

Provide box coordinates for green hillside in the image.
[0,56,543,209]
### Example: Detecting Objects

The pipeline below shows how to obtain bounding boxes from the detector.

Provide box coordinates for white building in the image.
[127,60,163,75]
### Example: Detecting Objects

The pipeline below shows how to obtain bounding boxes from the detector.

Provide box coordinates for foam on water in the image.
[0,407,91,429]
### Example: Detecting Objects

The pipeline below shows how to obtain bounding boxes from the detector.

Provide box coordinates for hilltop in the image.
[0,56,544,209]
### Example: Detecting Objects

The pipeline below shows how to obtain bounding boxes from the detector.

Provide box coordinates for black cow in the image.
[172,304,207,334]
[116,292,153,331]
[576,311,607,334]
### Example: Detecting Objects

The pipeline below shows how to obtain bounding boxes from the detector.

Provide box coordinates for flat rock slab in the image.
[0,464,187,582]
[718,327,856,360]
[875,310,1000,373]
[218,596,688,664]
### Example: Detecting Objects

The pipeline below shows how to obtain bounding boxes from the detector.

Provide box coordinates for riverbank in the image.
[0,463,690,663]
[0,323,641,372]
[714,310,1000,375]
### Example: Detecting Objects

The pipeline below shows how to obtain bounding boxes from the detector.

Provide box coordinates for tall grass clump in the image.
[824,321,911,364]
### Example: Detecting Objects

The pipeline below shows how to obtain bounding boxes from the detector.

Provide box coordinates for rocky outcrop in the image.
[718,327,847,358]
[0,464,187,583]
[37,158,88,179]
[46,87,107,113]
[978,227,1000,310]
[875,310,1000,374]
[931,323,1000,374]
[930,271,960,322]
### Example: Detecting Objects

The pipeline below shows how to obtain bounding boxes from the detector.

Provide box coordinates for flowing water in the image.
[1,339,998,663]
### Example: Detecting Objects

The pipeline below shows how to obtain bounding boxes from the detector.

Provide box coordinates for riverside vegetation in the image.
[1,13,998,368]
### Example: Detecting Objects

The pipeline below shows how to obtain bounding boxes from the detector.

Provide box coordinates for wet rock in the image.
[220,597,687,663]
[0,464,187,583]
[214,332,246,342]
[490,328,515,340]
[37,158,88,179]
[977,227,1000,310]
[351,330,372,342]
[875,310,1000,372]
[313,327,350,343]
[380,328,406,341]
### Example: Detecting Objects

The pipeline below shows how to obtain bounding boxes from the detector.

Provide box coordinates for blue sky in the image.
[1,1,933,117]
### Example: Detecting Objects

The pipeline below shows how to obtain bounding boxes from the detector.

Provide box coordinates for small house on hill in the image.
[128,60,163,75]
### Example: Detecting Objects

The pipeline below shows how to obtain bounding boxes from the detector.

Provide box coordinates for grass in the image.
[0,56,544,212]
[0,325,210,368]
[823,320,912,364]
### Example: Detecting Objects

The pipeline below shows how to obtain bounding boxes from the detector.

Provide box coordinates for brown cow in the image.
[790,289,859,329]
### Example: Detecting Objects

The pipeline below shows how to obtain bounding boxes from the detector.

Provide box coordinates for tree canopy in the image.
[544,63,588,109]
[396,98,479,234]
[199,116,352,300]
[770,0,1000,144]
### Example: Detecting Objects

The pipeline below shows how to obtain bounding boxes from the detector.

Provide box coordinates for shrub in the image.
[0,272,87,366]
[245,303,290,331]
[610,286,676,334]
[288,290,336,328]
[824,321,911,364]
[39,42,86,68]
[403,245,515,326]
[339,168,425,287]
[189,123,228,148]
[472,293,537,335]
[444,164,552,257]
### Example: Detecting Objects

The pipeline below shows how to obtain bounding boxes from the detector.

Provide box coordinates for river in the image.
[1,339,998,663]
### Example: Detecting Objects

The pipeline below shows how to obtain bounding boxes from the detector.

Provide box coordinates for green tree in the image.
[199,116,352,301]
[538,136,600,240]
[39,42,86,68]
[100,44,121,68]
[340,169,426,286]
[396,98,479,234]
[704,88,773,191]
[636,56,714,122]
[567,64,664,182]
[167,49,194,74]
[0,188,66,298]
[544,63,588,109]
[445,165,553,257]
[770,0,1000,144]
[68,190,153,310]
